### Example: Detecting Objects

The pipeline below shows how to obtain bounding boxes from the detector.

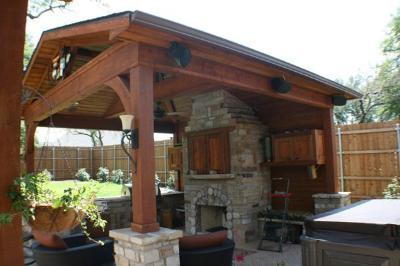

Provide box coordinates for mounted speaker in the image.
[332,95,347,106]
[271,77,291,93]
[168,41,192,68]
[154,101,166,119]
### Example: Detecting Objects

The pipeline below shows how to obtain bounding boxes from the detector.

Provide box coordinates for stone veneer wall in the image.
[183,90,270,244]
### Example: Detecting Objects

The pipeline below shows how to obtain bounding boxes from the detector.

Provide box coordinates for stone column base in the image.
[312,192,351,214]
[110,227,183,266]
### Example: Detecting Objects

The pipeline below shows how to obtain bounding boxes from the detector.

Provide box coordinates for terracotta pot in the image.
[29,205,84,233]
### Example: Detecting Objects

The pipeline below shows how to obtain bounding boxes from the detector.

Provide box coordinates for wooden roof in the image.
[23,11,361,131]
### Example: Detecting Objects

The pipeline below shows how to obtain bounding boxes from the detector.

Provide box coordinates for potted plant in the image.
[0,170,106,241]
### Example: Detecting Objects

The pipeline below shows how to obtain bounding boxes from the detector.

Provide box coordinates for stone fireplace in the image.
[183,89,270,245]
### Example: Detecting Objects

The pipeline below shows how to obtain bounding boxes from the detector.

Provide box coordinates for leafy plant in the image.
[110,169,126,184]
[383,178,400,198]
[0,171,106,242]
[75,168,91,181]
[96,167,110,183]
[166,175,175,189]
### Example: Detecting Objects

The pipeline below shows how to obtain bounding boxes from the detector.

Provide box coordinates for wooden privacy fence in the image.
[336,120,400,201]
[34,139,174,182]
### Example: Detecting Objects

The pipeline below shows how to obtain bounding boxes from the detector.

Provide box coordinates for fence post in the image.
[101,146,104,167]
[113,145,116,170]
[337,127,344,192]
[77,147,80,170]
[52,146,56,179]
[396,124,400,176]
[90,147,93,177]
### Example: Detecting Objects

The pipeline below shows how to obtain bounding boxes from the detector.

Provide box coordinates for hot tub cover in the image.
[305,199,400,250]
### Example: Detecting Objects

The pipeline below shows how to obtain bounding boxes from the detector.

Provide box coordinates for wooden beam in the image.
[38,114,175,133]
[119,25,347,97]
[137,44,332,108]
[25,122,38,173]
[24,42,139,122]
[322,108,339,193]
[42,16,130,42]
[105,76,132,113]
[130,66,160,233]
[105,75,214,117]
[0,1,27,265]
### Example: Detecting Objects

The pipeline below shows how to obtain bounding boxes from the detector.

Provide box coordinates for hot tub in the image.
[302,199,400,266]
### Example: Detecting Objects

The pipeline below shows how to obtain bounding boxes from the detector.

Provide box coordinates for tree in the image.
[334,75,384,124]
[70,129,104,147]
[379,8,400,120]
[27,0,70,20]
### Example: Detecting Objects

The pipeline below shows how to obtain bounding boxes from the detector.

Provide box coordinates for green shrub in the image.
[166,175,175,189]
[383,178,400,198]
[96,167,110,183]
[75,168,91,181]
[110,169,126,184]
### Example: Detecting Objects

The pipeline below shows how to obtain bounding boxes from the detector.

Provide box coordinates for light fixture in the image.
[307,165,318,179]
[271,77,291,93]
[332,95,347,106]
[119,115,139,173]
[168,41,192,68]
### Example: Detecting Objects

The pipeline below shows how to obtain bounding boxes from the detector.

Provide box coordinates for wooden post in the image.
[25,122,38,173]
[0,0,28,265]
[322,108,339,193]
[130,65,159,233]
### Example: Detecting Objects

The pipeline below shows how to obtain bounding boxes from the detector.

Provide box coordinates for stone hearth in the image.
[183,89,270,245]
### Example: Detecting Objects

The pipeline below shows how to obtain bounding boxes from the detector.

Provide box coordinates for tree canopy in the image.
[335,8,400,124]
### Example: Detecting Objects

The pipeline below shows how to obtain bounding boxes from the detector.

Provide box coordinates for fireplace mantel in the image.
[188,174,235,180]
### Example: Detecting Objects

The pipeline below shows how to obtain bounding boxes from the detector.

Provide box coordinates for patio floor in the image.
[25,237,302,266]
[234,238,302,266]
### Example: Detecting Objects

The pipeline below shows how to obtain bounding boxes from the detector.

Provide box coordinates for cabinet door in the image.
[273,137,292,162]
[292,135,313,161]
[168,147,182,170]
[188,135,207,174]
[207,132,230,174]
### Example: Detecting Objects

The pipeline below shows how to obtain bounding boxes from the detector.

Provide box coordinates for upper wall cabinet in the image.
[187,128,231,174]
[268,129,325,166]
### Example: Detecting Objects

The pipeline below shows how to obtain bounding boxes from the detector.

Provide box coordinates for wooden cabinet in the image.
[168,146,182,171]
[270,129,325,166]
[187,128,230,174]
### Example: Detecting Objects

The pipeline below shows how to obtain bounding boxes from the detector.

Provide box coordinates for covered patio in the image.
[20,11,361,266]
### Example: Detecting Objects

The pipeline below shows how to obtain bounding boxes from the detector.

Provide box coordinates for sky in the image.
[29,0,399,145]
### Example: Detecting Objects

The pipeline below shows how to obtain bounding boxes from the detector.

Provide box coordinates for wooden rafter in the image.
[24,42,139,122]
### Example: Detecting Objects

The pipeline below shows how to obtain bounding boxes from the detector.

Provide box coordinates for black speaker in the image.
[271,77,291,93]
[168,41,191,68]
[332,95,347,106]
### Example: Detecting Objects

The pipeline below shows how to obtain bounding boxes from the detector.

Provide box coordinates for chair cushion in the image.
[179,230,227,250]
[32,230,68,249]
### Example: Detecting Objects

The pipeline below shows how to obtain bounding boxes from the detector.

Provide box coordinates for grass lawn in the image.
[47,180,125,198]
